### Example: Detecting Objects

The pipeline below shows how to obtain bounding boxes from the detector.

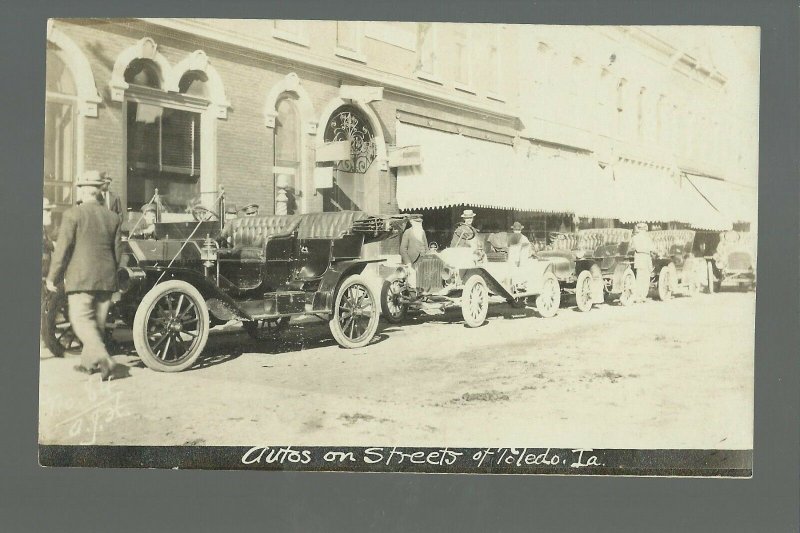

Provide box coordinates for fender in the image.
[138,266,252,321]
[311,259,385,313]
[459,267,514,300]
[610,262,632,294]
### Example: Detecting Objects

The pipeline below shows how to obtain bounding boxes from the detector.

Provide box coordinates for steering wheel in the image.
[191,206,219,222]
[456,224,476,241]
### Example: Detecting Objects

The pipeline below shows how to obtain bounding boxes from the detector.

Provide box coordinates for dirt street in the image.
[39,292,754,449]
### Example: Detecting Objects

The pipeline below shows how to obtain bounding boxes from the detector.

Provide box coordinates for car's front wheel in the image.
[574,269,594,312]
[461,274,489,328]
[380,280,408,324]
[42,289,82,357]
[329,274,380,349]
[132,280,210,372]
[535,272,561,318]
[657,264,675,301]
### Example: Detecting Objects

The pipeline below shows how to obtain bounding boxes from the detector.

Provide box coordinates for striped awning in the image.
[395,121,519,211]
[684,173,757,225]
[612,162,731,231]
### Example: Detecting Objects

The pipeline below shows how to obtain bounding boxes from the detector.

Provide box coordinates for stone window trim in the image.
[47,21,102,117]
[263,73,318,135]
[272,22,311,48]
[109,39,230,119]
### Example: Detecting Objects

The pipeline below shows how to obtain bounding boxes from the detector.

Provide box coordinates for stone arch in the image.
[166,50,231,119]
[109,37,172,101]
[315,96,388,170]
[46,20,102,117]
[264,73,317,134]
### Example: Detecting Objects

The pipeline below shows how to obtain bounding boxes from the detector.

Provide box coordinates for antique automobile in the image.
[536,228,636,312]
[709,230,757,292]
[377,227,562,327]
[42,193,407,372]
[648,229,704,300]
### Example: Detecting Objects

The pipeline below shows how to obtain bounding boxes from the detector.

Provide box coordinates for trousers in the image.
[634,254,653,301]
[67,291,114,369]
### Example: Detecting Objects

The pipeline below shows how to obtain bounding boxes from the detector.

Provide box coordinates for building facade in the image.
[44,19,757,253]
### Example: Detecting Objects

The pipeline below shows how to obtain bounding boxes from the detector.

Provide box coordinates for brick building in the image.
[44,19,756,253]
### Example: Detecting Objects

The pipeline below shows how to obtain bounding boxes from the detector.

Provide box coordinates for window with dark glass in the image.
[125,61,205,214]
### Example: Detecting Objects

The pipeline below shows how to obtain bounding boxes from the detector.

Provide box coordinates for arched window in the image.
[44,44,77,211]
[273,95,301,214]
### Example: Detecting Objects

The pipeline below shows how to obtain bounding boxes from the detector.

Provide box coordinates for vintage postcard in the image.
[39,19,758,475]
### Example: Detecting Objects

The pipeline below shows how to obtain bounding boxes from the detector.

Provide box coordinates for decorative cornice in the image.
[135,18,520,123]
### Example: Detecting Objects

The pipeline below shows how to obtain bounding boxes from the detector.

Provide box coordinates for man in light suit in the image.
[46,171,128,379]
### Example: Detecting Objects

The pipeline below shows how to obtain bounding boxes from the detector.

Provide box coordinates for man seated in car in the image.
[450,209,481,251]
[124,203,158,239]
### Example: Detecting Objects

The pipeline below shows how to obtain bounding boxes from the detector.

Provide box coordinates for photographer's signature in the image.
[47,378,130,445]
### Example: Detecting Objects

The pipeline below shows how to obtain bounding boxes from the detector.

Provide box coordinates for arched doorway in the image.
[321,103,380,213]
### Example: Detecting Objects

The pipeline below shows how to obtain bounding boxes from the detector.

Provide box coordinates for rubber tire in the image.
[657,264,674,301]
[461,274,489,328]
[329,274,381,349]
[618,268,636,307]
[42,290,80,357]
[575,269,594,312]
[535,272,561,318]
[380,280,408,324]
[133,280,210,372]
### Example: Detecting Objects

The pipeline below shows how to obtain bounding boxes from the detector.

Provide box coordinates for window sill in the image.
[415,70,444,85]
[486,92,506,103]
[454,82,477,95]
[334,47,367,64]
[272,29,310,47]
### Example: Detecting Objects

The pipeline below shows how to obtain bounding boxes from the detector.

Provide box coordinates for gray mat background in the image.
[1,0,797,531]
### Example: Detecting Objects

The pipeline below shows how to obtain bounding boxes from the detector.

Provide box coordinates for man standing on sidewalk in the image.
[46,171,128,380]
[630,222,655,303]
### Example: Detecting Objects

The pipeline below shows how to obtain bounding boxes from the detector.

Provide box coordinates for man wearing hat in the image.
[399,214,429,289]
[45,171,127,380]
[128,203,158,239]
[507,222,532,290]
[241,204,260,217]
[630,222,655,302]
[450,209,480,249]
[100,172,123,217]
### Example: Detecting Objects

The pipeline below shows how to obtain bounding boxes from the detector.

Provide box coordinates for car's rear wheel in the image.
[618,268,636,306]
[535,272,561,318]
[133,280,210,372]
[42,290,82,357]
[461,274,489,328]
[380,280,408,324]
[330,274,380,349]
[243,317,290,340]
[575,270,594,312]
[657,264,675,301]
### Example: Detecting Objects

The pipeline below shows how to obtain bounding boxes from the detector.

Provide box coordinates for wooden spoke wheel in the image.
[133,280,210,372]
[535,272,561,318]
[575,269,594,312]
[329,275,380,349]
[657,264,675,301]
[618,268,636,307]
[42,290,82,357]
[461,274,489,328]
[380,280,408,324]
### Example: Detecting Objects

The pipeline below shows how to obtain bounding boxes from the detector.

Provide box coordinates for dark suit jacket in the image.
[104,191,123,216]
[47,202,123,293]
[400,226,428,265]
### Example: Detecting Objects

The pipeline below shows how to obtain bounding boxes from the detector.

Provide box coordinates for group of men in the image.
[43,170,128,380]
[398,209,656,302]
